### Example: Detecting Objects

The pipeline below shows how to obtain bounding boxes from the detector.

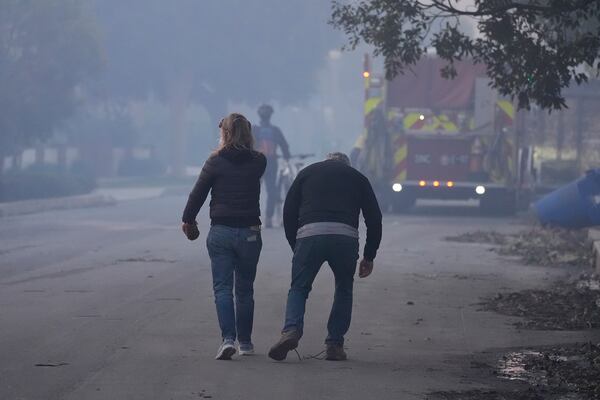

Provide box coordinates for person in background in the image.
[268,152,383,362]
[253,104,290,228]
[182,113,266,360]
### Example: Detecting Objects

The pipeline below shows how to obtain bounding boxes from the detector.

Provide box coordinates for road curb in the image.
[0,194,116,218]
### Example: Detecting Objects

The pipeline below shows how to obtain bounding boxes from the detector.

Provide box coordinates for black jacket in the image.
[283,160,383,261]
[182,148,267,227]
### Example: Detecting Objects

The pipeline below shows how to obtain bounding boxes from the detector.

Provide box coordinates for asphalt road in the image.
[0,196,591,399]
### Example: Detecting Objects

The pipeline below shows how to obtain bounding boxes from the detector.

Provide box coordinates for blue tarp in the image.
[535,169,600,229]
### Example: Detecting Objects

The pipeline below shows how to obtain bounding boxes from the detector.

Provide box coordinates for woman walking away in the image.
[182,113,266,360]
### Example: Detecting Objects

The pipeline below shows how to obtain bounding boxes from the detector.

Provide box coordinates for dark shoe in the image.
[238,342,254,356]
[325,344,347,361]
[268,331,300,361]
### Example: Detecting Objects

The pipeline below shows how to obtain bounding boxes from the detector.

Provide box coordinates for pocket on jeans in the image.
[207,227,228,250]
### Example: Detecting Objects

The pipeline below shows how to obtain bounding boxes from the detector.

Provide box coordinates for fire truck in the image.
[355,55,535,215]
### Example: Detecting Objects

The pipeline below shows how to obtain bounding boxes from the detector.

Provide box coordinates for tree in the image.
[91,0,339,175]
[331,0,600,110]
[0,0,103,164]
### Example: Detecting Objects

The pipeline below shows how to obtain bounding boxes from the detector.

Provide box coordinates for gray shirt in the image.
[296,222,359,240]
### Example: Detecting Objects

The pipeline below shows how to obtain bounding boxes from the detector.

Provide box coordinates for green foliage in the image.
[0,0,103,154]
[0,162,97,202]
[331,0,600,110]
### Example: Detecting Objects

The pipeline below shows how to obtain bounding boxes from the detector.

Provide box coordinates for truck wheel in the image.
[392,195,416,213]
[479,191,517,216]
[517,190,532,212]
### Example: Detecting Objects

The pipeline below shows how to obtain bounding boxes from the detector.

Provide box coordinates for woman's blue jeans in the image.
[207,225,262,343]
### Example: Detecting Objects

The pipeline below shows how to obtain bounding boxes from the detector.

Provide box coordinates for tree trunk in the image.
[14,149,23,170]
[556,111,565,160]
[170,101,187,177]
[203,95,227,132]
[196,83,227,155]
[57,144,68,171]
[575,98,585,173]
[167,73,193,177]
[34,144,45,165]
[538,108,546,143]
[0,149,4,202]
[0,147,6,175]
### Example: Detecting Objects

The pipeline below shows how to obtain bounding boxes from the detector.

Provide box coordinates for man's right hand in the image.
[358,258,374,278]
[182,222,200,241]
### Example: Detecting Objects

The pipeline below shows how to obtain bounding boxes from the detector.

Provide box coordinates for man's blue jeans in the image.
[207,225,262,343]
[283,235,359,345]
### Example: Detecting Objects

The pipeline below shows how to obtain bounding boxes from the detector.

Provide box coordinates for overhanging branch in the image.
[428,0,596,17]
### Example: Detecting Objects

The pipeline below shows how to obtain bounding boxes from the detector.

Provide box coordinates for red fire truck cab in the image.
[357,55,534,215]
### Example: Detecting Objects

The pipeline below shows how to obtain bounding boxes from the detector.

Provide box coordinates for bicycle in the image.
[272,153,315,226]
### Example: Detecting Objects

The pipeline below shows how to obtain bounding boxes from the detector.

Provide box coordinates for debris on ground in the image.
[429,341,600,400]
[446,226,593,268]
[445,231,510,246]
[429,389,543,400]
[441,227,600,398]
[499,227,593,268]
[480,274,600,330]
[35,362,69,367]
[498,343,600,396]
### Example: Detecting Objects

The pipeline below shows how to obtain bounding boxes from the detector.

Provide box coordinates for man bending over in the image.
[268,152,383,361]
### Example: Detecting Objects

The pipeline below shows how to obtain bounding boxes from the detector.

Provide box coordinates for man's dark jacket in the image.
[283,159,383,261]
[182,148,266,227]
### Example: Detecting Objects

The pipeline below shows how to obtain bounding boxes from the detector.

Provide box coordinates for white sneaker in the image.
[215,340,236,360]
[238,342,255,356]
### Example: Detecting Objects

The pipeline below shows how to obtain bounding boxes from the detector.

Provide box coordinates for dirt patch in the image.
[446,227,593,268]
[480,275,600,330]
[429,342,600,400]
